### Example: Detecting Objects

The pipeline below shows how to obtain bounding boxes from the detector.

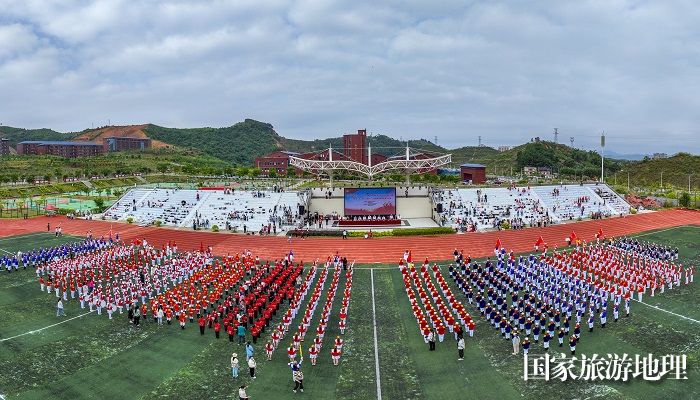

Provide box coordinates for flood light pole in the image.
[600,132,605,183]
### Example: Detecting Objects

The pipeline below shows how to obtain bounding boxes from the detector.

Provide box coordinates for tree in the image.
[236,166,249,178]
[269,169,278,179]
[286,168,297,179]
[157,163,169,174]
[94,197,106,212]
[679,192,691,208]
[248,168,261,178]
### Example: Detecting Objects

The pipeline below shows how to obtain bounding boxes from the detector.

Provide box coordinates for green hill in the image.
[144,119,283,165]
[4,120,695,186]
[617,152,700,189]
[0,126,74,146]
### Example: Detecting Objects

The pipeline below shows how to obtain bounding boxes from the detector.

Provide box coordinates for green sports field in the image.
[0,228,699,400]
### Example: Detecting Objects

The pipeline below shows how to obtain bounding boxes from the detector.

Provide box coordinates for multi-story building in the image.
[255,151,300,175]
[343,129,367,164]
[0,138,9,156]
[17,141,104,158]
[104,137,151,152]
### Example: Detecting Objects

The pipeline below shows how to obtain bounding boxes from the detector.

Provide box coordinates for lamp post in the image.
[600,132,605,183]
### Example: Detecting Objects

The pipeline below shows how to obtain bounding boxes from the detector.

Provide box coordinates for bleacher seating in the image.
[436,184,629,231]
[586,184,631,215]
[104,187,302,233]
[436,187,550,231]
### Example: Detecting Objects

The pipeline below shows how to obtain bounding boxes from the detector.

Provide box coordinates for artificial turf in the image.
[0,227,698,399]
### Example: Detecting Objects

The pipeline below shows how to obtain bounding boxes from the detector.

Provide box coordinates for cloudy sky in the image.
[0,0,698,154]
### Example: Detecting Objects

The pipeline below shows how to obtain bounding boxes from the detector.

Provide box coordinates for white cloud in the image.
[0,0,698,154]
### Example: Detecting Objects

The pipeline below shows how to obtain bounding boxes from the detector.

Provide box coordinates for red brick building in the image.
[370,153,388,165]
[343,129,367,164]
[0,138,9,156]
[104,137,151,152]
[255,149,353,176]
[460,163,487,184]
[255,151,300,175]
[17,141,104,158]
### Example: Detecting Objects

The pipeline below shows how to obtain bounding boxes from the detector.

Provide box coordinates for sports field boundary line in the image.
[0,232,52,242]
[633,300,700,324]
[370,269,382,400]
[0,311,94,342]
[632,225,699,238]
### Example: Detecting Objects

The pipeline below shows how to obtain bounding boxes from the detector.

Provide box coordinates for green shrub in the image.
[212,225,219,232]
[630,208,638,214]
[154,220,162,227]
[348,230,394,238]
[500,220,511,230]
[126,217,134,224]
[391,227,455,236]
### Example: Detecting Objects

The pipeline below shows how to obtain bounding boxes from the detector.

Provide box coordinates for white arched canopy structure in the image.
[289,145,451,183]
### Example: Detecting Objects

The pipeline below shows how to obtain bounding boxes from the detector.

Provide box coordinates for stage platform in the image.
[338,219,402,227]
[328,217,439,231]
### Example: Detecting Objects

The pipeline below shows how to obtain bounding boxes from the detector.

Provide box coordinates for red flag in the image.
[596,228,604,239]
[407,251,412,263]
[495,238,502,249]
[535,236,545,247]
[570,231,578,242]
[200,242,204,252]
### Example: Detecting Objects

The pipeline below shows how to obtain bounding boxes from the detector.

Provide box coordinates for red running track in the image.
[1,210,699,263]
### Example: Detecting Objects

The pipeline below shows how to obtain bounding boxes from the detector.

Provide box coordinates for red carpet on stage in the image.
[337,219,402,227]
[1,210,698,263]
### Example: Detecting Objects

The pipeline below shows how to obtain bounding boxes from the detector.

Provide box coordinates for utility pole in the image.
[478,136,482,147]
[434,135,438,146]
[600,131,605,183]
[554,128,559,143]
[570,137,574,147]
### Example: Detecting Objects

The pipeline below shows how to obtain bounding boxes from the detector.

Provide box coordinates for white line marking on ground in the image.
[0,247,12,254]
[370,269,382,400]
[633,300,700,324]
[0,311,94,342]
[632,225,699,238]
[0,232,50,242]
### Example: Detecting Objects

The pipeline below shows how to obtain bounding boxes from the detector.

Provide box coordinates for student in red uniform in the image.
[287,345,297,362]
[265,341,274,361]
[331,346,342,366]
[198,316,206,335]
[179,312,186,330]
[214,321,221,339]
[227,324,235,342]
[309,346,319,365]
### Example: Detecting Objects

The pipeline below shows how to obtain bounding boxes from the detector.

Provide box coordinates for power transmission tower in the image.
[434,136,438,146]
[478,136,482,147]
[570,137,574,147]
[553,128,559,143]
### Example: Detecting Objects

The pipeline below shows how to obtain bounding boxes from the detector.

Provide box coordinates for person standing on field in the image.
[231,352,240,378]
[457,337,465,361]
[427,328,436,351]
[56,299,65,317]
[512,330,520,355]
[238,385,249,400]
[248,356,257,379]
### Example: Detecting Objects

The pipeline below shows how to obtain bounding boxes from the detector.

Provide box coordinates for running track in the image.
[1,210,699,263]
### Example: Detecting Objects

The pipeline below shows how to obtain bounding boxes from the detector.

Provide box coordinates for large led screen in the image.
[344,187,397,216]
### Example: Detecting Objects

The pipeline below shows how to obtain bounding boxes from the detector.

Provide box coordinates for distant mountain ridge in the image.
[2,119,696,185]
